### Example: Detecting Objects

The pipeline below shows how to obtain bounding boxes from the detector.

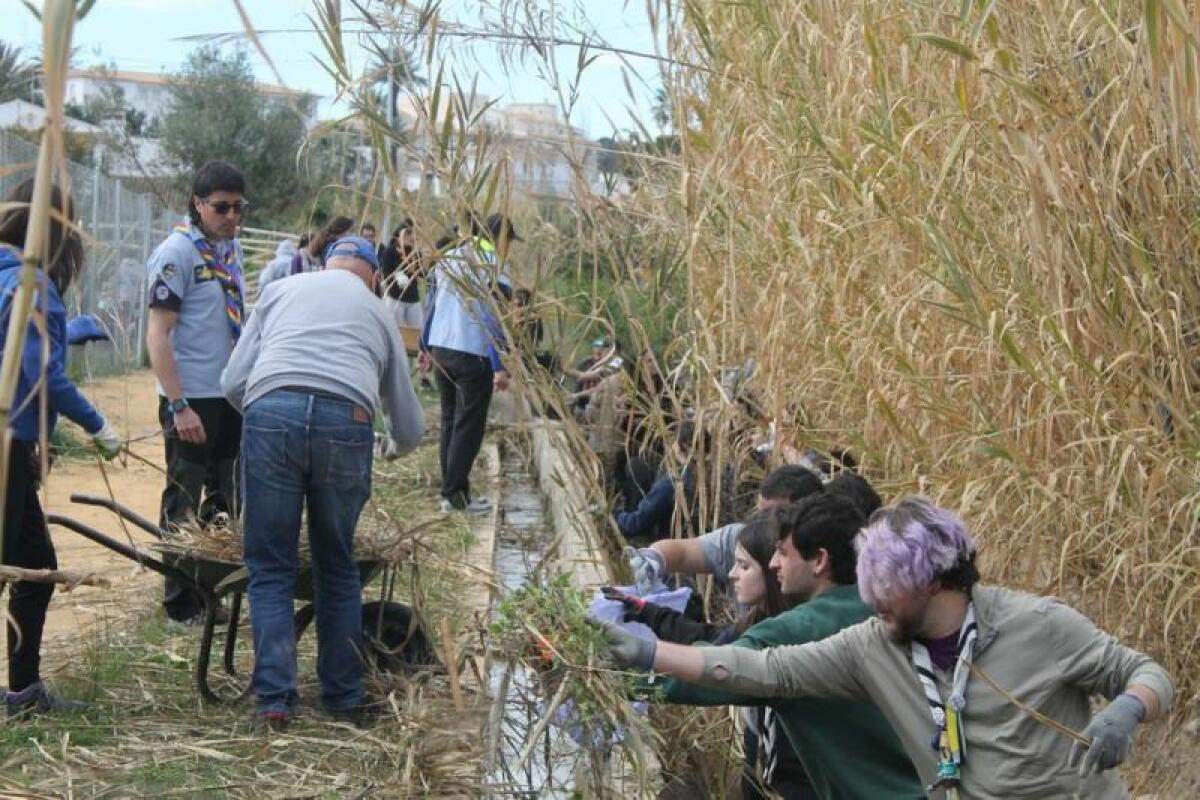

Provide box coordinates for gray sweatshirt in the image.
[691,585,1175,800]
[221,269,424,451]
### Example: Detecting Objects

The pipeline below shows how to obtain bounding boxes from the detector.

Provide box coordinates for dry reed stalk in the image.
[438,617,465,711]
[604,0,1200,791]
[0,565,110,589]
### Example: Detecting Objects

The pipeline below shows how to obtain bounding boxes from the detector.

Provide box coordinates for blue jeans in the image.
[241,389,374,713]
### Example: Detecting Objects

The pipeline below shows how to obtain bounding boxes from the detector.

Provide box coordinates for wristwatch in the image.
[166,398,190,415]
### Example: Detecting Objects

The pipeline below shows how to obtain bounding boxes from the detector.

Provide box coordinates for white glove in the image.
[91,421,122,461]
[624,546,667,596]
[382,437,401,461]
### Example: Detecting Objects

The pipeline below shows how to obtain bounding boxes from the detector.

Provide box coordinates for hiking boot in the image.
[5,682,90,718]
[251,709,291,733]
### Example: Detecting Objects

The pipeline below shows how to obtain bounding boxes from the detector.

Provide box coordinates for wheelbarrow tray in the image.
[151,545,245,592]
[158,544,385,601]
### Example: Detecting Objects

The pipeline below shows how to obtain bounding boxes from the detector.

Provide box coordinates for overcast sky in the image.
[3,0,665,138]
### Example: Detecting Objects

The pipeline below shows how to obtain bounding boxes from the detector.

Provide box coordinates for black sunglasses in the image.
[201,199,250,216]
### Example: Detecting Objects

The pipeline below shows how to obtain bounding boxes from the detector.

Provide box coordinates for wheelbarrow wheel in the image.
[292,601,439,673]
[361,601,440,674]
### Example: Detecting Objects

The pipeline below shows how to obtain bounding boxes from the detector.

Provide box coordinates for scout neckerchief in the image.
[760,706,780,786]
[176,224,243,340]
[911,604,978,797]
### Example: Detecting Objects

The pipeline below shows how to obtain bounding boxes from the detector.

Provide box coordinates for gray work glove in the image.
[1068,693,1146,776]
[624,546,666,596]
[587,615,657,671]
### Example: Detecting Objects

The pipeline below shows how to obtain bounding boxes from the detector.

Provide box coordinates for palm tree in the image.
[365,42,427,126]
[651,85,673,131]
[0,42,40,103]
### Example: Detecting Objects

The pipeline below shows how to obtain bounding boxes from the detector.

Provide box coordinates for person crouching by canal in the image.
[1,179,121,716]
[221,236,424,731]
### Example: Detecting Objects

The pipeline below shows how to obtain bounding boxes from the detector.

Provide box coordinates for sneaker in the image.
[251,709,291,733]
[5,682,90,718]
[465,497,493,515]
[439,497,493,516]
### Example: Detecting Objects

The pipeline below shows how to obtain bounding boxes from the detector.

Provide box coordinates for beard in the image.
[881,595,931,645]
[884,617,924,645]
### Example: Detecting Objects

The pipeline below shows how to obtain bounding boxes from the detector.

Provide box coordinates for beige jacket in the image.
[696,585,1174,799]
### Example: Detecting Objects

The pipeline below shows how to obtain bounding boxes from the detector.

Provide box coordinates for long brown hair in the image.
[309,215,354,258]
[0,178,84,295]
[733,512,793,634]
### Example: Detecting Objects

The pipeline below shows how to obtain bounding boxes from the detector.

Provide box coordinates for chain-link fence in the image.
[0,130,177,381]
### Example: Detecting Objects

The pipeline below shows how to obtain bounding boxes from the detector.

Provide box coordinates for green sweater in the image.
[647,584,923,800]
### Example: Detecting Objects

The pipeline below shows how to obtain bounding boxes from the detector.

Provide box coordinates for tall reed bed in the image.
[616,0,1200,789]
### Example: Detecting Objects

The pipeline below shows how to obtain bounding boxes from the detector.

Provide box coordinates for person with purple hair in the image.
[597,496,1175,799]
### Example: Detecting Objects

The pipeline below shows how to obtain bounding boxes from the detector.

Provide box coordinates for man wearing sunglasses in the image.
[145,160,249,626]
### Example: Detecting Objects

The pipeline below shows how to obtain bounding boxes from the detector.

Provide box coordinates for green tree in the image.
[159,45,316,225]
[0,42,40,103]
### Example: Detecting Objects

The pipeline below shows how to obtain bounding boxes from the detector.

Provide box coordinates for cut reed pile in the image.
[156,507,431,565]
[601,0,1200,791]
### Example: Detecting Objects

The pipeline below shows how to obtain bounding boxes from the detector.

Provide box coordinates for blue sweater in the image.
[614,473,676,540]
[0,247,104,442]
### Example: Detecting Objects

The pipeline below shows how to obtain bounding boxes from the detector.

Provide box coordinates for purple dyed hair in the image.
[855,497,976,608]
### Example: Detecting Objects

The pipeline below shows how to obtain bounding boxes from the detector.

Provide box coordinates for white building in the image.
[386,95,591,199]
[0,99,103,134]
[65,68,318,128]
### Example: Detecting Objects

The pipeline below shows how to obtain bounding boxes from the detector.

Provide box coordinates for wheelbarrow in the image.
[45,493,430,705]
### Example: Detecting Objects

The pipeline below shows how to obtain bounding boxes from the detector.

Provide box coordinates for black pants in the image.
[3,440,55,691]
[432,347,493,508]
[158,397,241,621]
[742,723,819,800]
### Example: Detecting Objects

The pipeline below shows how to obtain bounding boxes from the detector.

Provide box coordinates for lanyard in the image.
[911,604,978,794]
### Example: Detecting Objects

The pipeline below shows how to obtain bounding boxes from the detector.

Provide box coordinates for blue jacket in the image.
[419,239,506,371]
[0,247,104,442]
[614,473,676,540]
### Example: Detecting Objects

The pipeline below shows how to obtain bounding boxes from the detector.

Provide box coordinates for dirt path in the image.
[3,370,166,672]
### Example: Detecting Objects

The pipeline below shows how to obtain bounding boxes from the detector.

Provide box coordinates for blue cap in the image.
[325,235,379,270]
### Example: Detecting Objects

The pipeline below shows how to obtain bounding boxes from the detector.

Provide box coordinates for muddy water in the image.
[486,442,580,797]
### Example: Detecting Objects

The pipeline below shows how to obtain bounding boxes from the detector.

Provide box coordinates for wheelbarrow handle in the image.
[45,513,199,590]
[68,493,167,540]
